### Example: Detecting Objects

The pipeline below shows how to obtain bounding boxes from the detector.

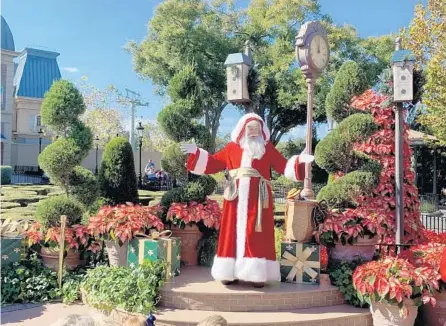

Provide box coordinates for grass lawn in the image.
[0,185,167,220]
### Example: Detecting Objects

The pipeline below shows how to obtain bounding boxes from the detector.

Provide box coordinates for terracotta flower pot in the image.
[329,236,378,261]
[370,300,418,326]
[40,247,80,272]
[104,240,128,267]
[171,224,202,266]
[422,291,446,326]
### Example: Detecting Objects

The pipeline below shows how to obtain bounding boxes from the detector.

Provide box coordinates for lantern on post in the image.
[390,37,415,249]
[224,48,252,104]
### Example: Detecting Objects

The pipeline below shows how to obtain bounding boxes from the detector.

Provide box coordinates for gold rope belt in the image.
[225,168,271,233]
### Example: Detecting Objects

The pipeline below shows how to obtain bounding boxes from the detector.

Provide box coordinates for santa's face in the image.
[240,120,265,159]
[246,121,261,139]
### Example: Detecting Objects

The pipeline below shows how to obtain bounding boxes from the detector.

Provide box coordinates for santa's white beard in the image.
[240,135,265,159]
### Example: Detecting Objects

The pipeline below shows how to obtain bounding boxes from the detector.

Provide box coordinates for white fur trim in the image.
[284,155,299,182]
[211,256,235,281]
[235,258,281,283]
[236,150,252,260]
[191,148,208,175]
[231,113,270,143]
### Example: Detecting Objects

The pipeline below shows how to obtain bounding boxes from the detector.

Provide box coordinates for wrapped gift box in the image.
[1,237,22,266]
[280,241,320,284]
[127,237,181,279]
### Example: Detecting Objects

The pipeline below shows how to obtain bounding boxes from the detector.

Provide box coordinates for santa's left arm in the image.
[266,142,313,181]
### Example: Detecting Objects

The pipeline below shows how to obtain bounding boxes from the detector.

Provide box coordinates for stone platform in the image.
[154,266,372,326]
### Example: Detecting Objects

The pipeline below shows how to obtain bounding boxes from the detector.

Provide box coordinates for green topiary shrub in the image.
[98,137,138,204]
[68,166,98,207]
[1,166,12,185]
[38,80,93,193]
[315,113,381,208]
[157,100,196,142]
[325,61,368,123]
[36,195,84,230]
[160,187,187,209]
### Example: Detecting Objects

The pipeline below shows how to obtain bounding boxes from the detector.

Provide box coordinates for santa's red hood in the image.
[230,113,271,144]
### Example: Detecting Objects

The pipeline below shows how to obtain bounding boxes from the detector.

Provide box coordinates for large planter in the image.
[285,199,318,242]
[40,247,80,272]
[171,224,202,266]
[329,236,378,261]
[370,300,418,326]
[422,291,446,326]
[104,240,128,267]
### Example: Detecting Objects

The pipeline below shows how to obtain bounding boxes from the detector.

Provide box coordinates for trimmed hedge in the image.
[36,195,84,230]
[98,137,138,204]
[325,61,368,123]
[315,113,381,207]
[68,166,98,207]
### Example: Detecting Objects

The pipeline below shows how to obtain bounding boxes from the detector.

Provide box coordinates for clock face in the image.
[309,34,329,71]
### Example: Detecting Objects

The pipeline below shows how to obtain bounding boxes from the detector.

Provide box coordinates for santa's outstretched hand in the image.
[181,143,198,154]
[299,148,315,164]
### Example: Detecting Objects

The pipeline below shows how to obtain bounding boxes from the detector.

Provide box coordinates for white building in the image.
[1,15,61,166]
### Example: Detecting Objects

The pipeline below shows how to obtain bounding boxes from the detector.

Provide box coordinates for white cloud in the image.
[62,67,79,73]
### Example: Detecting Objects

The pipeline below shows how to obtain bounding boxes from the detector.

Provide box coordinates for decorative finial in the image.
[395,37,402,51]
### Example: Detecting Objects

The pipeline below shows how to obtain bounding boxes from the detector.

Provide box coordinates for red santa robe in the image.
[187,113,305,283]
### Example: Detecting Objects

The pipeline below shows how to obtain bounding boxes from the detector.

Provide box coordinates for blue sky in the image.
[2,0,421,140]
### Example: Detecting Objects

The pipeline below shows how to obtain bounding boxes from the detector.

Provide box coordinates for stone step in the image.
[153,305,373,326]
[159,267,343,312]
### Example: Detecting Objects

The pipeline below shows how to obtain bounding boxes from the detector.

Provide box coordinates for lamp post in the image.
[136,122,144,188]
[37,128,43,173]
[38,128,43,154]
[94,135,99,175]
[390,37,415,249]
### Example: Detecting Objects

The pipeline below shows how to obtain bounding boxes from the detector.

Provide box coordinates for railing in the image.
[11,165,46,184]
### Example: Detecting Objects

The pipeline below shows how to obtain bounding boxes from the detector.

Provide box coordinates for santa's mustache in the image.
[240,135,265,159]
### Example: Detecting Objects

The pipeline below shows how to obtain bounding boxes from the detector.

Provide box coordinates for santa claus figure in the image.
[181,113,314,287]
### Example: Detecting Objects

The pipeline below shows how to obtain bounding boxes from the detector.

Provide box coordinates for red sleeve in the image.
[267,142,305,181]
[186,146,227,175]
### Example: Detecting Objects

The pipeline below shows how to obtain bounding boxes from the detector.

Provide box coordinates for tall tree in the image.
[78,77,127,148]
[128,0,240,152]
[130,0,395,147]
[402,0,446,145]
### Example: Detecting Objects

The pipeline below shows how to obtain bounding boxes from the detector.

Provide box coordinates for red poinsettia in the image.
[349,90,423,245]
[23,222,101,253]
[88,202,164,245]
[353,257,440,317]
[167,199,221,229]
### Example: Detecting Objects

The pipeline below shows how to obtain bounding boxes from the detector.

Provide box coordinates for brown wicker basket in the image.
[284,199,318,242]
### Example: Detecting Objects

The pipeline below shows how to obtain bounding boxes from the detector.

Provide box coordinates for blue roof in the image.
[1,16,15,51]
[14,48,61,98]
[224,53,252,66]
[391,50,416,64]
[1,133,7,140]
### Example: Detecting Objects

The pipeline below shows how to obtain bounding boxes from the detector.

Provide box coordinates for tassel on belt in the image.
[224,168,271,232]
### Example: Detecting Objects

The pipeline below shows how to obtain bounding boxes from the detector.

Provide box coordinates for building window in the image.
[1,64,6,111]
[1,142,3,165]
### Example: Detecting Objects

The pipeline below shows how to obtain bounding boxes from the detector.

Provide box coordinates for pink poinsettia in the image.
[23,222,101,252]
[88,202,164,244]
[167,199,221,229]
[353,257,440,317]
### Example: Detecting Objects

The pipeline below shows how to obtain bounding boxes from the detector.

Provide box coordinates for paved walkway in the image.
[1,303,95,325]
